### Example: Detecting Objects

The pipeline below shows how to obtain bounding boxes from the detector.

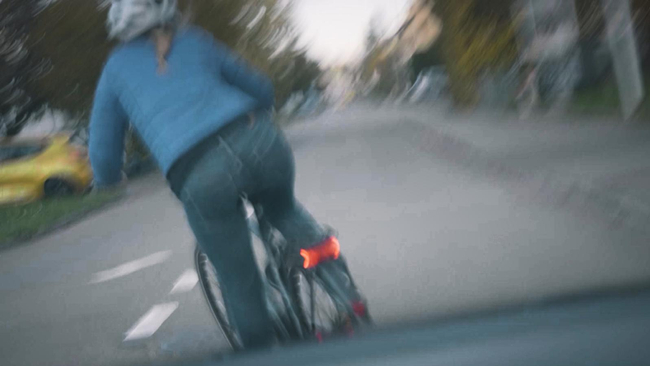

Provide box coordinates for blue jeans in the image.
[168,112,326,349]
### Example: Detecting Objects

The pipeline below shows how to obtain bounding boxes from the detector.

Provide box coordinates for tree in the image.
[284,53,322,94]
[26,0,112,122]
[0,0,48,136]
[223,0,321,105]
[359,17,409,98]
[429,0,518,108]
[576,0,607,41]
[359,16,384,83]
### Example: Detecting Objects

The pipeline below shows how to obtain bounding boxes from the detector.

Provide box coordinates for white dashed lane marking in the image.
[124,302,179,341]
[169,269,199,294]
[90,250,172,284]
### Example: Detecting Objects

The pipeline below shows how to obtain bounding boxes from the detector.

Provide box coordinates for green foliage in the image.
[570,77,650,121]
[431,0,518,108]
[374,54,406,97]
[181,0,320,106]
[0,0,48,136]
[27,0,112,119]
[360,20,410,98]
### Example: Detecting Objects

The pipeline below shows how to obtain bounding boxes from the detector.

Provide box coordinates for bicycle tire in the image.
[289,258,371,341]
[194,246,243,351]
[316,261,372,327]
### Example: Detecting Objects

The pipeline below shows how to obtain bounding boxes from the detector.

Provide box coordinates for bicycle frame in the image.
[198,201,368,349]
[248,202,366,337]
[247,204,305,341]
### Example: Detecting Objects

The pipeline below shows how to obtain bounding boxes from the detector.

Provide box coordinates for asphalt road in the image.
[2,105,650,366]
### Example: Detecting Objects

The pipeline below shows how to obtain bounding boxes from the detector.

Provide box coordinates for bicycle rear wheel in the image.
[194,246,243,351]
[290,258,371,341]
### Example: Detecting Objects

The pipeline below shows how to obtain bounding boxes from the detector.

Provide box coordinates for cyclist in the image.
[90,0,338,349]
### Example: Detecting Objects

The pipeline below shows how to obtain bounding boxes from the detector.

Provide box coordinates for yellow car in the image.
[0,134,93,205]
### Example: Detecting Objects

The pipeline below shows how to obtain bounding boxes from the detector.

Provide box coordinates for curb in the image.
[0,191,127,251]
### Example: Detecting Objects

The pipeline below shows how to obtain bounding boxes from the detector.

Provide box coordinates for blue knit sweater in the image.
[89,26,274,186]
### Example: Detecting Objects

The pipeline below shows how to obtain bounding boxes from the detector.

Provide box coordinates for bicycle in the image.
[195,200,371,351]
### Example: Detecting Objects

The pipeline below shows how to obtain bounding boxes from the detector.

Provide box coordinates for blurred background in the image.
[2,1,650,365]
[3,0,650,140]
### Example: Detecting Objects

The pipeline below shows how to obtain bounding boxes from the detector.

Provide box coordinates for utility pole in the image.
[600,0,645,120]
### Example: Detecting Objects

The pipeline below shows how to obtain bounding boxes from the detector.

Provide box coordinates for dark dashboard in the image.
[162,287,650,366]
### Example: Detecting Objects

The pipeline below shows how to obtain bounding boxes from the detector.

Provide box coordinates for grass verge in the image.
[569,78,650,121]
[0,191,123,249]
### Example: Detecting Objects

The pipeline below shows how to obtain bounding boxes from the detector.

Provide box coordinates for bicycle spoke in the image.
[293,269,345,338]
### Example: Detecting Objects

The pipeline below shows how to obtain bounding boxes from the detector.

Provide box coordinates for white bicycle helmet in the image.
[107,0,179,42]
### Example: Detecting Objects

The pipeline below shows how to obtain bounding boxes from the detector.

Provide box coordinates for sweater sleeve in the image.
[212,40,275,110]
[89,66,128,187]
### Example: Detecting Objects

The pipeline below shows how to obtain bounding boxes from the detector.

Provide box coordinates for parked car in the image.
[407,66,449,104]
[0,134,93,205]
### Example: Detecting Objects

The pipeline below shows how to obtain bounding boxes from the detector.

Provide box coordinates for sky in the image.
[291,0,413,66]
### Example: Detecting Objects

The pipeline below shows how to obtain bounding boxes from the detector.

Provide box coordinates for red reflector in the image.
[351,301,367,317]
[300,236,340,269]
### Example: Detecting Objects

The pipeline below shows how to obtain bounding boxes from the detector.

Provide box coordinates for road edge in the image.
[409,119,650,236]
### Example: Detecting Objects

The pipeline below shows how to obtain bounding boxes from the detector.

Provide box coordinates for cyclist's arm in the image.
[213,41,275,110]
[89,66,128,188]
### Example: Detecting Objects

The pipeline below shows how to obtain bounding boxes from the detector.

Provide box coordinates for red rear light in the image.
[351,301,367,317]
[300,236,340,269]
